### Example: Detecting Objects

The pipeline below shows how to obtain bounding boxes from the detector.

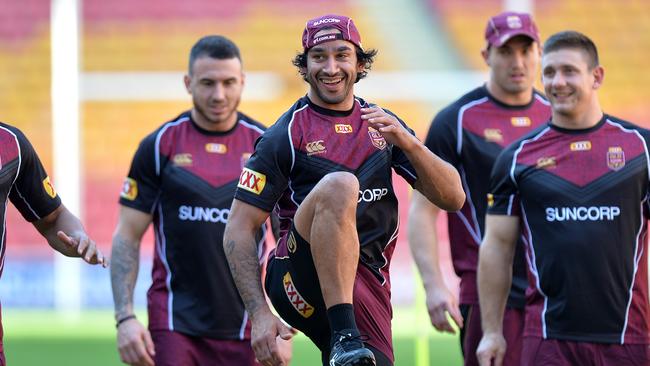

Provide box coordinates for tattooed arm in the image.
[110,206,155,366]
[224,199,293,366]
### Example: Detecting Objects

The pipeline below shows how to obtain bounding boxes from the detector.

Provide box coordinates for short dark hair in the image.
[291,46,378,83]
[543,31,599,69]
[189,35,241,74]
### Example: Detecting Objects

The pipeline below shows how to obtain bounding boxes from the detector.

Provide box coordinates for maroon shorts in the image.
[265,226,393,365]
[460,304,525,366]
[522,337,650,366]
[150,329,258,366]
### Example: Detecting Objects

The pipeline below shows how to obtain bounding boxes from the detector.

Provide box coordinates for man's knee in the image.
[314,172,360,204]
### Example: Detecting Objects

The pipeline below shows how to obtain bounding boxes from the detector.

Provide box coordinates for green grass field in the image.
[1,308,462,365]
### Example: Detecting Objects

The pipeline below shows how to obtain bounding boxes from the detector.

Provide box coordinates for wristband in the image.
[116,314,136,328]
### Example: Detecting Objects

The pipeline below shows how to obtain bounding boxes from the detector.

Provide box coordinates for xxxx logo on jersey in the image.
[238,168,266,195]
[42,176,57,198]
[283,272,314,318]
[120,177,138,201]
[335,124,353,134]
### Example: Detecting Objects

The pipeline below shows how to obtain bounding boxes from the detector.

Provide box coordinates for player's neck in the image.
[552,100,603,130]
[191,109,238,132]
[307,90,355,111]
[486,82,532,106]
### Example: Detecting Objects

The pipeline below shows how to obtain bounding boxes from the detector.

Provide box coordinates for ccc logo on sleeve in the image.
[238,168,266,195]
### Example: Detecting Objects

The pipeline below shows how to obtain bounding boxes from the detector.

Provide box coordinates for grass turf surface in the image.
[2,309,462,365]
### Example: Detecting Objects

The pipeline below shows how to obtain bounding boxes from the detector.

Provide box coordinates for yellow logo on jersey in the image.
[484,128,503,143]
[42,176,57,199]
[205,143,227,154]
[335,124,353,134]
[487,193,494,208]
[305,140,326,155]
[536,156,557,169]
[172,153,193,166]
[238,168,266,195]
[511,117,531,127]
[570,141,592,151]
[607,146,625,171]
[283,272,314,318]
[120,178,138,201]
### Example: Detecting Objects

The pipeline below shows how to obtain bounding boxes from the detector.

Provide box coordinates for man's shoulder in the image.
[237,112,266,134]
[434,86,489,122]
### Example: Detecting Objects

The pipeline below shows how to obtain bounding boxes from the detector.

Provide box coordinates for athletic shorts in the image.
[522,337,650,366]
[150,329,257,366]
[459,304,525,366]
[265,225,393,366]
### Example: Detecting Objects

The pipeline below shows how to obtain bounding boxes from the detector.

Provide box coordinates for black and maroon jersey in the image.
[425,86,551,307]
[234,96,418,289]
[488,115,650,344]
[119,111,267,340]
[0,123,61,352]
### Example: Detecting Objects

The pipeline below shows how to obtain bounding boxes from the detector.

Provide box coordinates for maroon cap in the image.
[485,11,540,48]
[302,14,362,51]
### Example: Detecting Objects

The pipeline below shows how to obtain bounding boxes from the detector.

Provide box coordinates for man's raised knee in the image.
[316,172,360,202]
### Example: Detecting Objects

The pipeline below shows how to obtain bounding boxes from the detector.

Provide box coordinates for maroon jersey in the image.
[425,86,551,306]
[235,96,419,360]
[120,111,267,339]
[489,115,650,344]
[0,123,61,354]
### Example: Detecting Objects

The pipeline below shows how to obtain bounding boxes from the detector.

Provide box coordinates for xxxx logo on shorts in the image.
[42,176,57,199]
[238,168,266,195]
[368,127,386,150]
[120,177,138,201]
[283,272,314,318]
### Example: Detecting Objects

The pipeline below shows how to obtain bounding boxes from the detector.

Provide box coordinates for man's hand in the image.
[425,285,463,333]
[116,318,155,366]
[476,332,507,366]
[361,106,417,151]
[251,311,294,366]
[57,230,108,267]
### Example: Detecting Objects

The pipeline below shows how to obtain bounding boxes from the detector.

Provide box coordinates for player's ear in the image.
[183,74,192,94]
[481,47,490,66]
[592,65,604,90]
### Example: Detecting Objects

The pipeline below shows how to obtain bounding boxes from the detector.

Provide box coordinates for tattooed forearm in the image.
[224,235,266,317]
[110,234,140,320]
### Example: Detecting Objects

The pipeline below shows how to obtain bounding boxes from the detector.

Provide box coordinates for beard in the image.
[193,96,239,126]
[305,71,355,106]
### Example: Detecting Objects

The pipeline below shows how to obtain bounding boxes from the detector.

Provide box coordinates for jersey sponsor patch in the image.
[172,153,193,166]
[283,272,314,318]
[607,146,625,171]
[205,143,227,154]
[305,140,326,156]
[42,176,57,198]
[536,156,556,169]
[120,177,138,200]
[335,124,353,134]
[511,116,531,127]
[484,128,503,143]
[238,168,266,195]
[570,141,591,151]
[368,127,387,150]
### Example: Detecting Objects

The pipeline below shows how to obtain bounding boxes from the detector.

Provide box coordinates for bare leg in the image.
[293,171,360,308]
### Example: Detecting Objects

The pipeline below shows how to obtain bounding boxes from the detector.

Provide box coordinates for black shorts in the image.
[265,225,393,366]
